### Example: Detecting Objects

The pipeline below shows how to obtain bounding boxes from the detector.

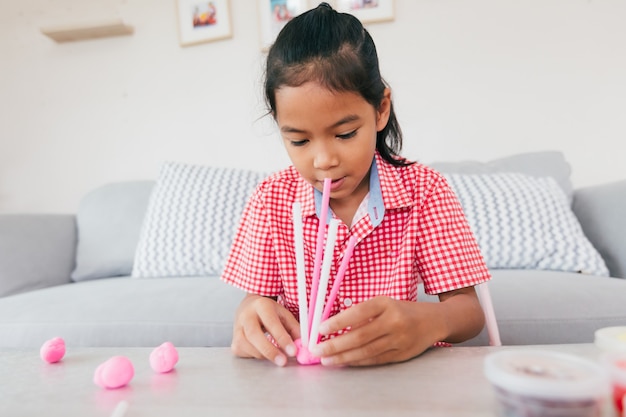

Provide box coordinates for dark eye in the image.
[290,139,309,147]
[337,130,357,140]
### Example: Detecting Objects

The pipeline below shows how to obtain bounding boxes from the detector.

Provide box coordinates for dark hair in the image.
[264,2,410,166]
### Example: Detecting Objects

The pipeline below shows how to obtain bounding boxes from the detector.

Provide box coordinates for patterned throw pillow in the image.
[444,172,609,276]
[132,162,268,278]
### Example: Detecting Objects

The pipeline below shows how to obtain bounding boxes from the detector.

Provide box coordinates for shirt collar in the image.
[374,152,414,210]
[307,157,387,227]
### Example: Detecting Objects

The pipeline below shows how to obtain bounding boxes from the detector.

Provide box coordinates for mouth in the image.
[321,177,345,192]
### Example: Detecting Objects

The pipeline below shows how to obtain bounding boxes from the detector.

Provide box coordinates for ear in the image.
[375,88,392,132]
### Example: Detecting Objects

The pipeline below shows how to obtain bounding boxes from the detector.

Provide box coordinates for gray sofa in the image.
[1,151,625,348]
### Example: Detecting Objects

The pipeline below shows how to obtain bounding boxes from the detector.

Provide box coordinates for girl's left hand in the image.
[309,288,483,366]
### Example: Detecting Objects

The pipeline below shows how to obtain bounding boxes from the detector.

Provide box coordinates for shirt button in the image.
[343,298,353,307]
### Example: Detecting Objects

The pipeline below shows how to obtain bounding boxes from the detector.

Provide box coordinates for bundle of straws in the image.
[292,178,357,364]
[293,179,502,358]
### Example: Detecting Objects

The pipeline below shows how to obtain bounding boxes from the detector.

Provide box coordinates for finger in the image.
[344,341,433,367]
[340,348,400,367]
[243,321,289,366]
[230,328,265,360]
[281,309,302,340]
[319,335,394,366]
[314,323,391,365]
[318,298,385,336]
[321,330,423,367]
[271,309,301,357]
[252,302,303,362]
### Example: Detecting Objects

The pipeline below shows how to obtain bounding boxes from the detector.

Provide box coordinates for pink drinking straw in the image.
[477,283,501,346]
[306,178,331,343]
[321,235,357,322]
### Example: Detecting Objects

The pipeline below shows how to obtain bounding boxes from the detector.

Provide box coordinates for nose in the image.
[313,142,339,171]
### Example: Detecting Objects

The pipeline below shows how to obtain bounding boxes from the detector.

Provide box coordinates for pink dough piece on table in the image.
[294,338,321,365]
[40,337,66,363]
[150,342,179,373]
[94,356,135,389]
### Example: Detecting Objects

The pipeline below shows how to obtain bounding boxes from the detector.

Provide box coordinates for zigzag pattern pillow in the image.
[132,162,267,278]
[444,172,609,276]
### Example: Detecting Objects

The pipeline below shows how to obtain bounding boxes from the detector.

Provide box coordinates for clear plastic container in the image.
[601,352,626,415]
[596,327,626,414]
[484,350,610,417]
[595,327,626,354]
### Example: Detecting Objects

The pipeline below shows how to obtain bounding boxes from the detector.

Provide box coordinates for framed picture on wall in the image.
[177,0,233,46]
[258,0,310,51]
[335,0,394,24]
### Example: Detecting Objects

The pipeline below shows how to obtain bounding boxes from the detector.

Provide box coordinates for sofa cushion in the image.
[0,215,75,297]
[430,150,573,203]
[573,180,626,279]
[132,162,268,278]
[444,172,609,276]
[2,271,625,348]
[417,270,626,346]
[0,277,245,348]
[71,181,154,282]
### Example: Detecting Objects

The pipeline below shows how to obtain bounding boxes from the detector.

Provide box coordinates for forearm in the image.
[436,286,485,343]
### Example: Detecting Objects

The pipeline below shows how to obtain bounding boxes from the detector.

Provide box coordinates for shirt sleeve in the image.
[416,174,491,295]
[220,186,282,297]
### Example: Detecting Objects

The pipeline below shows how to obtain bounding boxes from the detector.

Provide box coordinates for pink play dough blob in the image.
[93,356,134,389]
[294,338,321,365]
[150,342,179,373]
[40,337,66,363]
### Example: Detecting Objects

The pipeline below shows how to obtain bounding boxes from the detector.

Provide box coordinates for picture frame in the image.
[258,0,310,51]
[335,0,394,24]
[177,0,233,46]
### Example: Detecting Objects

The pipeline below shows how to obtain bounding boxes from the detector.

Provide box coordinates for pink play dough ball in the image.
[294,338,321,365]
[93,356,134,389]
[150,342,179,373]
[40,337,66,363]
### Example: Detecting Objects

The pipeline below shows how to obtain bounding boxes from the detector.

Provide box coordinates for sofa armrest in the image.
[0,215,76,297]
[572,180,626,278]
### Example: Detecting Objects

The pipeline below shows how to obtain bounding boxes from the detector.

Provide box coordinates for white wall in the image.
[1,0,625,213]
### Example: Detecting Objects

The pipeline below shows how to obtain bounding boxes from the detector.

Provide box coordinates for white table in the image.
[0,344,617,417]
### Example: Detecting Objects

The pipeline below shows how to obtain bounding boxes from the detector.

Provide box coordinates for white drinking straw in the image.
[292,202,309,344]
[308,218,339,351]
[307,178,332,333]
[110,401,129,417]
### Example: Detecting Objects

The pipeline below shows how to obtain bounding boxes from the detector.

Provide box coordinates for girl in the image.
[221,3,490,367]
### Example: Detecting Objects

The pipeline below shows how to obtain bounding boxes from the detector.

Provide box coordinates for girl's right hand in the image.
[230,293,301,366]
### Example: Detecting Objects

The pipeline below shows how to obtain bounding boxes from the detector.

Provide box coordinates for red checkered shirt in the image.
[221,152,491,319]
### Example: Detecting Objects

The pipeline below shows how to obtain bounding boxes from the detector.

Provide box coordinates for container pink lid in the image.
[484,350,610,399]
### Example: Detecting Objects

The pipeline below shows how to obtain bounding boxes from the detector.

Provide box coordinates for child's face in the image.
[274,81,390,207]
